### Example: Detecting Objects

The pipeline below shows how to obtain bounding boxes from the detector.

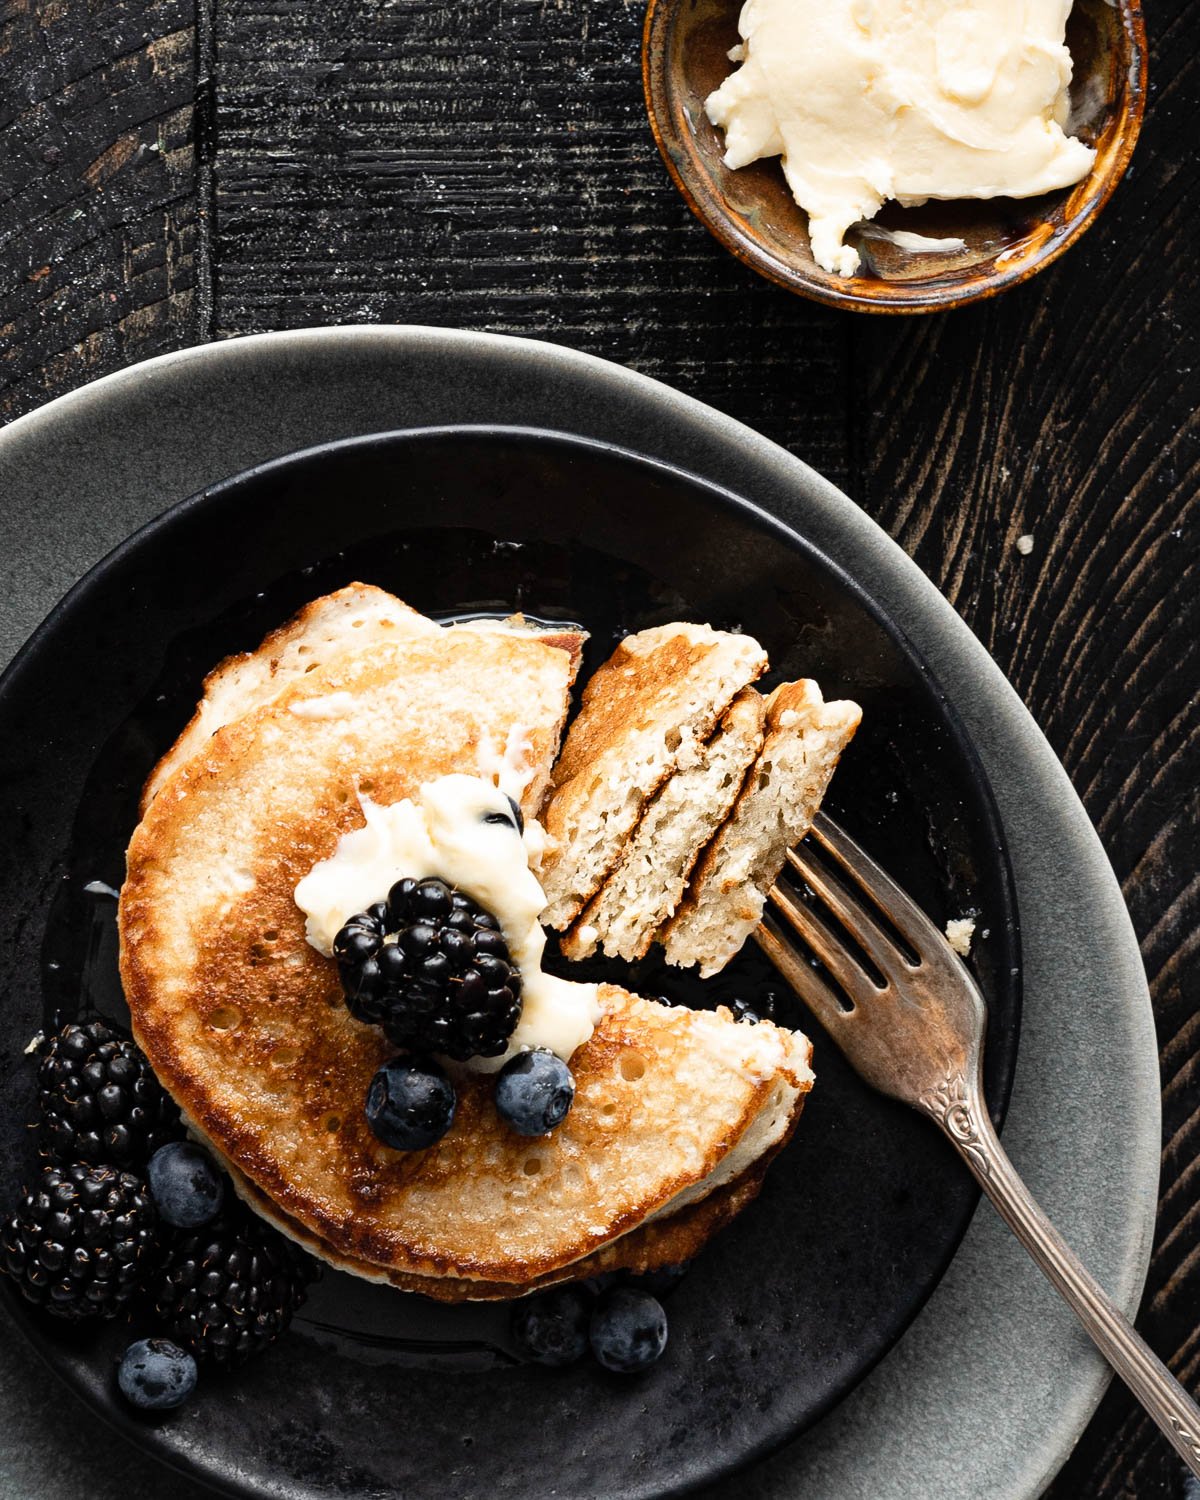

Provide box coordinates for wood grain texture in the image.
[1,0,1198,1492]
[211,0,852,488]
[0,0,198,421]
[847,0,1199,1489]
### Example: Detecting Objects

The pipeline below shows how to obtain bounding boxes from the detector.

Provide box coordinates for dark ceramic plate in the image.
[0,426,1020,1500]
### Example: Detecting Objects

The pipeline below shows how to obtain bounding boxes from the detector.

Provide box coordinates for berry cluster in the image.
[154,1210,315,1370]
[335,878,522,1060]
[1,1162,159,1320]
[37,1018,183,1168]
[1,1018,319,1413]
[334,876,578,1153]
[510,1263,686,1376]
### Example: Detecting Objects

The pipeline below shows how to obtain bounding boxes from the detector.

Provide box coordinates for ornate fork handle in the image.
[922,1072,1200,1478]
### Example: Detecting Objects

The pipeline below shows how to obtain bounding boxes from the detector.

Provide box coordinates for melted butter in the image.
[706,0,1095,276]
[294,775,600,1065]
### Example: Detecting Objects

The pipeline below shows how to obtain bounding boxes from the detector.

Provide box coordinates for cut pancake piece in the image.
[563,688,767,962]
[141,584,585,813]
[662,679,862,976]
[540,624,768,930]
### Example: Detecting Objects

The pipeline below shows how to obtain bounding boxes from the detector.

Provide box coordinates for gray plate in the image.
[0,326,1159,1500]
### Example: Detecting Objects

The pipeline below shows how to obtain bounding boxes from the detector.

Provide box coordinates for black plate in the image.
[0,427,1020,1500]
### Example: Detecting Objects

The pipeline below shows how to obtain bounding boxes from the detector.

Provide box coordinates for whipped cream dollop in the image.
[294,775,600,1067]
[706,0,1096,277]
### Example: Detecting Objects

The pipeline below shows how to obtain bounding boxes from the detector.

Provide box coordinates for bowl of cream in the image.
[642,0,1147,312]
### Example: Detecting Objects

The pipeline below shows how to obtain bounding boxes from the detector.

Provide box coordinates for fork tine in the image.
[767,877,887,999]
[810,812,948,952]
[785,842,914,978]
[752,916,850,1032]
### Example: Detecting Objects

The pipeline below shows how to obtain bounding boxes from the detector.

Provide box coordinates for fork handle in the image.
[927,1088,1200,1478]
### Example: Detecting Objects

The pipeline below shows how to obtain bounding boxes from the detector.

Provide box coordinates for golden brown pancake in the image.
[219,1139,788,1301]
[120,618,812,1292]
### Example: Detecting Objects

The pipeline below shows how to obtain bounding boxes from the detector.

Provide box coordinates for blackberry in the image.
[1,1161,161,1319]
[37,1019,182,1169]
[154,1205,318,1369]
[334,878,522,1060]
[483,794,524,834]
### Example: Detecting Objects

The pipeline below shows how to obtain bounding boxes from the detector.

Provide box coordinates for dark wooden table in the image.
[1,0,1196,1493]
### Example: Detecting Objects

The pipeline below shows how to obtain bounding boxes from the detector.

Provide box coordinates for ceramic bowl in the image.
[642,0,1148,313]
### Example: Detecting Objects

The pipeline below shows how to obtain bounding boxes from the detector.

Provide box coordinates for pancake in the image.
[663,678,862,974]
[216,1125,789,1302]
[539,623,768,929]
[561,687,767,962]
[141,583,587,814]
[191,990,808,1300]
[120,619,811,1290]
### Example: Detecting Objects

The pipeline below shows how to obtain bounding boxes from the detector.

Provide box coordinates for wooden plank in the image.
[847,0,1200,1491]
[212,0,852,488]
[0,0,1196,1490]
[0,0,199,421]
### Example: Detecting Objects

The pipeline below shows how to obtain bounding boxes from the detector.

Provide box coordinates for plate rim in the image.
[0,325,1159,1500]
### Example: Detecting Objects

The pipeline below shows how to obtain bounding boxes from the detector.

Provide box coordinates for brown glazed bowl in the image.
[643,0,1148,313]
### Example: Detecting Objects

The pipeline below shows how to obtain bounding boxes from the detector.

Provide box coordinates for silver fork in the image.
[756,812,1200,1478]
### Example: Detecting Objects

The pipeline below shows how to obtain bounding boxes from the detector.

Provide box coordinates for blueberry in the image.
[117,1338,198,1411]
[495,1049,574,1136]
[589,1288,668,1374]
[511,1285,591,1366]
[147,1140,224,1229]
[365,1057,456,1150]
[483,795,524,835]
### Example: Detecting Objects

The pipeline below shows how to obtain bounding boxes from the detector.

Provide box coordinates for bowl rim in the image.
[641,0,1149,314]
[0,419,1021,1500]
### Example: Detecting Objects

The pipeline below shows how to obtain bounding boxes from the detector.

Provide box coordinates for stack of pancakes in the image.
[119,587,822,1300]
[543,623,862,973]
